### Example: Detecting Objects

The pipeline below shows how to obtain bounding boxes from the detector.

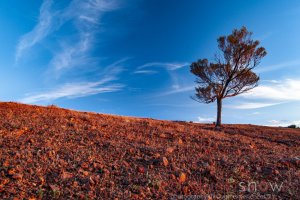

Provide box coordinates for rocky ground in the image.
[0,102,299,199]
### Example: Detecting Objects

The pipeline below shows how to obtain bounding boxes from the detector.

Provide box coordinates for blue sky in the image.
[1,0,300,126]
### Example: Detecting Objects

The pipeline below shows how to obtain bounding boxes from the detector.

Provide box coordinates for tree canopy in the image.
[190,27,267,126]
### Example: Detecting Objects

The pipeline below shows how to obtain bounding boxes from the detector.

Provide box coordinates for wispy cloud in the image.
[261,80,281,84]
[20,57,126,104]
[267,119,300,127]
[20,79,123,104]
[255,60,300,73]
[197,116,215,123]
[251,111,261,115]
[16,0,125,104]
[228,78,300,109]
[49,0,119,73]
[158,85,194,96]
[134,61,191,96]
[49,33,93,72]
[133,70,158,75]
[227,102,283,109]
[15,0,55,61]
[136,62,189,71]
[16,0,119,74]
[242,79,300,101]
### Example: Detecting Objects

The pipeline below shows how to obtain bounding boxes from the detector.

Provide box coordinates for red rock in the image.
[137,166,145,173]
[162,157,169,167]
[8,169,16,175]
[89,176,95,185]
[12,173,23,180]
[170,174,176,179]
[154,153,161,158]
[166,147,175,153]
[3,160,9,167]
[123,161,130,167]
[62,171,73,179]
[178,138,183,145]
[81,162,89,169]
[182,186,189,194]
[49,184,59,191]
[82,171,89,176]
[73,181,79,187]
[179,172,186,183]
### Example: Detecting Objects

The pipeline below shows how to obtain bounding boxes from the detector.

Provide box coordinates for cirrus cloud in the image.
[20,79,123,104]
[16,0,119,74]
[16,0,124,104]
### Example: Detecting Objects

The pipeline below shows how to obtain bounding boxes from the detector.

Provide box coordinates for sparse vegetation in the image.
[287,124,298,129]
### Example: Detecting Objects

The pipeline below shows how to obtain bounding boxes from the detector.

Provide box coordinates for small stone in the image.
[103,168,110,175]
[12,173,23,180]
[178,138,183,145]
[162,157,169,167]
[3,160,9,167]
[137,166,145,173]
[39,176,45,185]
[81,162,89,169]
[170,174,176,179]
[129,148,135,154]
[8,169,16,175]
[62,171,73,179]
[49,184,59,191]
[179,172,186,183]
[2,178,10,185]
[293,157,300,167]
[73,181,79,187]
[82,171,89,176]
[89,176,95,185]
[123,161,130,167]
[154,153,160,158]
[182,186,189,194]
[166,147,175,153]
[256,166,262,173]
[79,194,85,199]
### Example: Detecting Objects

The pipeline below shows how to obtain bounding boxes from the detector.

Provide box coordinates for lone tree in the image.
[190,27,267,127]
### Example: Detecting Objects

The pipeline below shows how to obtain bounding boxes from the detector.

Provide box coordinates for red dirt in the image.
[0,102,299,199]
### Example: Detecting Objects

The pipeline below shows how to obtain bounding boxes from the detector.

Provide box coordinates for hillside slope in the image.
[0,102,299,199]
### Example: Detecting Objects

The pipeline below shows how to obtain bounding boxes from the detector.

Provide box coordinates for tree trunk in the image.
[216,98,222,127]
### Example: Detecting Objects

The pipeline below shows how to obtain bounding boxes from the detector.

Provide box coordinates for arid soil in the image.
[0,102,299,199]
